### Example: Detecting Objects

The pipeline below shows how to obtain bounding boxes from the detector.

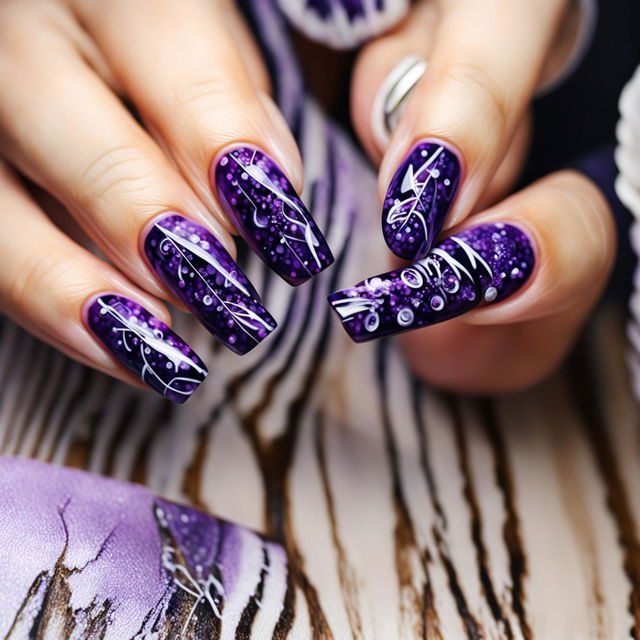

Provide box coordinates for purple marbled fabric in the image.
[0,457,289,638]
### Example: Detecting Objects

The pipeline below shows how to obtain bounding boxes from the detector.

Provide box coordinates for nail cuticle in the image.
[382,138,463,261]
[85,293,207,403]
[329,223,535,343]
[212,145,334,286]
[143,213,276,355]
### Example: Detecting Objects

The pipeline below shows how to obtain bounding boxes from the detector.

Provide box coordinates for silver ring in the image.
[371,54,427,150]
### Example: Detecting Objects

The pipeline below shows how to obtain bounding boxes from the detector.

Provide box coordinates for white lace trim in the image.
[615,64,640,400]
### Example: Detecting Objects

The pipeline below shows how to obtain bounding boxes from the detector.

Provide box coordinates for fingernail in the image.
[212,145,334,286]
[86,294,207,403]
[372,55,427,150]
[382,139,462,261]
[329,223,534,342]
[144,214,277,355]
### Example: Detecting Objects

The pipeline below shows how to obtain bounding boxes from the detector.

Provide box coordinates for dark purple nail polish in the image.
[213,146,334,286]
[329,223,534,342]
[382,140,461,261]
[144,214,276,355]
[86,294,207,403]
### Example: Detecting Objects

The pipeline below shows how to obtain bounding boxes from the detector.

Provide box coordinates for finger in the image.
[328,170,614,342]
[367,0,568,261]
[357,51,532,210]
[0,21,276,355]
[462,170,615,324]
[352,1,439,159]
[74,0,334,286]
[0,162,206,403]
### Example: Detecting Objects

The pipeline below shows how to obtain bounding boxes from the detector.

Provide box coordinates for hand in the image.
[328,0,614,393]
[0,0,333,403]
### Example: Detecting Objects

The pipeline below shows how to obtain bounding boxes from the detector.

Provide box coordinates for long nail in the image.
[86,294,207,403]
[372,55,427,150]
[329,223,534,342]
[144,214,276,355]
[382,139,462,261]
[213,145,334,286]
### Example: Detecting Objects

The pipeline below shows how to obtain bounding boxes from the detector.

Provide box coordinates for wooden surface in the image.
[1,304,639,639]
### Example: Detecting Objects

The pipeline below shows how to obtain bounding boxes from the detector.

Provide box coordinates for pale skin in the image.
[0,0,615,395]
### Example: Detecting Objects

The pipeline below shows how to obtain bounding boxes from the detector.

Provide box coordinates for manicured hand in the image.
[330,0,613,393]
[0,0,333,403]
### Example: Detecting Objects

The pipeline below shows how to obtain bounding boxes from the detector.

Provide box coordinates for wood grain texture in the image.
[1,303,638,640]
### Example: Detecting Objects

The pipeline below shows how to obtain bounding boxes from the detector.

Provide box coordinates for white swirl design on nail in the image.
[156,226,275,342]
[385,146,444,239]
[230,151,323,273]
[97,298,206,399]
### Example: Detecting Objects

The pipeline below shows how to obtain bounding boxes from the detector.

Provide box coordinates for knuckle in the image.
[172,72,242,112]
[170,72,257,133]
[7,249,69,308]
[440,60,510,134]
[73,144,155,210]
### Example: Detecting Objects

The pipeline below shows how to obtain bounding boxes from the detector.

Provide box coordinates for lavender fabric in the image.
[0,457,289,638]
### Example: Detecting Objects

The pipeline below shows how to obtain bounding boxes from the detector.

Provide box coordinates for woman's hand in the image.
[328,0,614,393]
[330,171,615,393]
[0,0,333,403]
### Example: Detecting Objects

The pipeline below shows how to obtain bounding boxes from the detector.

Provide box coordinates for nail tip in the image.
[213,145,333,286]
[327,289,370,343]
[223,317,278,355]
[87,294,208,402]
[383,234,427,262]
[279,247,335,286]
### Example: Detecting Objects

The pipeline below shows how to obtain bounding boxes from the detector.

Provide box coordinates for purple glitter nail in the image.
[328,223,534,342]
[86,294,207,403]
[213,146,334,286]
[382,140,461,261]
[144,214,276,355]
